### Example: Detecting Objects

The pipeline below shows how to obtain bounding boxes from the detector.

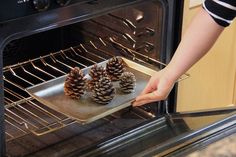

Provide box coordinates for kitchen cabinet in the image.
[177,0,236,112]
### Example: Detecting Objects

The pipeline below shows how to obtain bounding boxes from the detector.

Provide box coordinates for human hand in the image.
[132,69,175,106]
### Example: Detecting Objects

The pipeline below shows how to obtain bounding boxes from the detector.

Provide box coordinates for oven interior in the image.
[2,1,169,156]
[3,1,236,157]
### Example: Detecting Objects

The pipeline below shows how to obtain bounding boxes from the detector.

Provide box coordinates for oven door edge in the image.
[0,58,5,157]
[67,107,236,157]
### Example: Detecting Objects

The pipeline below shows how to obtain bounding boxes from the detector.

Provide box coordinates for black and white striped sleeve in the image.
[203,0,236,27]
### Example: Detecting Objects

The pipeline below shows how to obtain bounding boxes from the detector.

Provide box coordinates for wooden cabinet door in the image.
[177,0,236,112]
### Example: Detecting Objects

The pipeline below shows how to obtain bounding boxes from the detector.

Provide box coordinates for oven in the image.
[0,0,236,156]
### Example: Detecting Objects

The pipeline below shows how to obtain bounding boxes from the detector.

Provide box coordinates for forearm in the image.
[165,8,224,82]
[133,6,231,106]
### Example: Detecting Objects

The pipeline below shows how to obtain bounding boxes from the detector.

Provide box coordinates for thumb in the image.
[140,81,155,95]
[157,77,175,99]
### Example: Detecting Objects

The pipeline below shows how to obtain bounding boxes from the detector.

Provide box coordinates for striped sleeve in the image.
[203,0,236,27]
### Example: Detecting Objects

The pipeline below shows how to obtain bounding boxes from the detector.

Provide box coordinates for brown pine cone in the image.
[88,64,107,90]
[64,67,86,100]
[92,76,115,105]
[106,57,125,81]
[120,72,136,93]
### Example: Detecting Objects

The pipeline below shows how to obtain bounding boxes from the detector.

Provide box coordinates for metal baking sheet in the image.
[26,57,158,124]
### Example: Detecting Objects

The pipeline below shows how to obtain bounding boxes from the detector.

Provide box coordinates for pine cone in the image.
[88,64,107,90]
[92,76,115,105]
[106,57,125,81]
[120,72,136,93]
[64,67,86,99]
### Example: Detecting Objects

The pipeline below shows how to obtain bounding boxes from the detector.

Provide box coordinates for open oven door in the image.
[67,105,236,157]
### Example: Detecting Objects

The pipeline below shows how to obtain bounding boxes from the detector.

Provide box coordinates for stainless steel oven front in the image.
[0,0,236,157]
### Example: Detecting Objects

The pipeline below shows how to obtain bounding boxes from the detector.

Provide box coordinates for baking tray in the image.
[26,57,158,124]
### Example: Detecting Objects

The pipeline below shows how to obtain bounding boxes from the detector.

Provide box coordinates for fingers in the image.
[133,69,175,107]
[140,77,158,95]
[132,99,155,106]
[132,79,157,107]
[133,80,172,107]
[136,90,159,102]
[140,81,155,95]
[132,90,165,107]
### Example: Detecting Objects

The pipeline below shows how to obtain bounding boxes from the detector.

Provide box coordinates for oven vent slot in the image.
[3,36,163,141]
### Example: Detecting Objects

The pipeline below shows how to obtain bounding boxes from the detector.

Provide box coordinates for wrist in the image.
[162,66,180,84]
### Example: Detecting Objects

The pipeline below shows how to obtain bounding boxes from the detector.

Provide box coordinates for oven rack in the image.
[3,36,162,142]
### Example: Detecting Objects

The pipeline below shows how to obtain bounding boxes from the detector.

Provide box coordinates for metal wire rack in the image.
[3,11,183,141]
[3,30,163,142]
[3,41,105,141]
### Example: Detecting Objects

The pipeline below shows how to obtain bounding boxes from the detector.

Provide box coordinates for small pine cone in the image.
[92,77,115,105]
[88,64,107,90]
[120,72,136,93]
[64,67,86,99]
[106,57,125,81]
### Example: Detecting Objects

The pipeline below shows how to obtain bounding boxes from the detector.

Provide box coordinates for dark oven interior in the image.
[1,0,182,156]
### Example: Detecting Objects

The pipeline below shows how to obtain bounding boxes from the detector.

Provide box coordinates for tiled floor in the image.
[187,133,236,157]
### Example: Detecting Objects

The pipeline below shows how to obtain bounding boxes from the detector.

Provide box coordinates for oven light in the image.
[148,112,155,118]
[136,14,143,21]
